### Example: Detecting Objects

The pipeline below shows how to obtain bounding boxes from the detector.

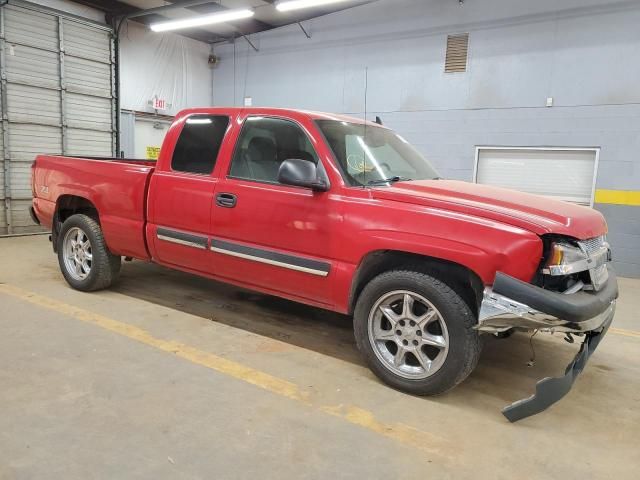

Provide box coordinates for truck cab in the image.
[146,109,339,308]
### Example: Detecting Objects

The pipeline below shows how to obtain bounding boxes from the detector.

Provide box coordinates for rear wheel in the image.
[57,214,121,291]
[354,270,481,395]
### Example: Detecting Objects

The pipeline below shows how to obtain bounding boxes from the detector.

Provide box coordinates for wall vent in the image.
[445,33,469,73]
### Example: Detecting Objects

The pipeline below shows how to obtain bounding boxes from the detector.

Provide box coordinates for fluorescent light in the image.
[276,0,350,12]
[186,118,212,125]
[150,9,254,32]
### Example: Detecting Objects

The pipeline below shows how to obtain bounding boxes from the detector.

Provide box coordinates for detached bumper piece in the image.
[477,270,618,422]
[502,307,614,422]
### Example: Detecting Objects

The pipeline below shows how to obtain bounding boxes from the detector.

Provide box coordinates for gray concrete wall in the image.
[212,0,640,277]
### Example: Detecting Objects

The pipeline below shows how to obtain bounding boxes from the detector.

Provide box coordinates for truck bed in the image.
[32,155,155,259]
[60,156,157,167]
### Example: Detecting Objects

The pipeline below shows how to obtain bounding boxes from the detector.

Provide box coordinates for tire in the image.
[353,270,481,396]
[57,214,121,291]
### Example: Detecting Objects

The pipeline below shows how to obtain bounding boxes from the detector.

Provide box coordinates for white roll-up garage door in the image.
[475,147,599,206]
[0,0,116,235]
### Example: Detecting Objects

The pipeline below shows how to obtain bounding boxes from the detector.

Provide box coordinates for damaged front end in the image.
[476,235,619,422]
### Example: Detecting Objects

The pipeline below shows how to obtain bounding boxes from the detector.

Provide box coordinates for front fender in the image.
[358,226,542,285]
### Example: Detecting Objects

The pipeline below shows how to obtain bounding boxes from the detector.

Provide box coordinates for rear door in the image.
[147,114,230,273]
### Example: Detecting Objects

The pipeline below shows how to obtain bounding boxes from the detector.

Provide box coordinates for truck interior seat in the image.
[244,136,280,182]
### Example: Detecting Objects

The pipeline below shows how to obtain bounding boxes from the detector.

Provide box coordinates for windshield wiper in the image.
[367,176,412,185]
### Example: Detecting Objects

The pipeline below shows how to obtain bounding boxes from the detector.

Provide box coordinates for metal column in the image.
[0,5,12,234]
[58,16,67,155]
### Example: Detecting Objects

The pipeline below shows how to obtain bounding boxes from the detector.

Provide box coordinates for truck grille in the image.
[578,235,609,291]
[579,235,606,255]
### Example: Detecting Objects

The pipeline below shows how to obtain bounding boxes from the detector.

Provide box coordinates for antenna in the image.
[363,66,368,187]
[364,66,369,122]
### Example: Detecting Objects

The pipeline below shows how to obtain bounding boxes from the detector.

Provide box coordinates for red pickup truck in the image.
[31,107,618,421]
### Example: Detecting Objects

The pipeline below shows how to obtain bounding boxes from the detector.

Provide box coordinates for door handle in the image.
[216,192,237,208]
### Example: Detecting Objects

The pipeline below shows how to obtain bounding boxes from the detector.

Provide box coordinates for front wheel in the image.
[354,270,481,395]
[57,214,121,291]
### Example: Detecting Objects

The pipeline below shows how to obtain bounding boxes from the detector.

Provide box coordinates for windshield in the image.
[315,120,440,186]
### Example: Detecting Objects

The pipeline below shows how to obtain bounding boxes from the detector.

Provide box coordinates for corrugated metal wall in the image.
[0,1,116,235]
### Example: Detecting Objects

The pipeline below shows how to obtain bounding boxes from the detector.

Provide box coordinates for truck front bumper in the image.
[476,270,618,422]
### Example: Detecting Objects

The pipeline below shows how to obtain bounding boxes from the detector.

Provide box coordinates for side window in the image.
[171,115,229,174]
[229,116,318,183]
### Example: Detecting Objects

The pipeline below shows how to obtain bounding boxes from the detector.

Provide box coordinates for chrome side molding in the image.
[156,227,208,250]
[210,238,331,277]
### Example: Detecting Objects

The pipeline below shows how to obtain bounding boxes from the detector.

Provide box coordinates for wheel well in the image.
[349,250,484,316]
[52,195,99,252]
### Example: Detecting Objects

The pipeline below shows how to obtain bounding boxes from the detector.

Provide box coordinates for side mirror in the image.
[278,159,329,192]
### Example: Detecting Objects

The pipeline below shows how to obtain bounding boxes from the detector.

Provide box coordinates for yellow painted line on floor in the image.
[321,404,446,453]
[610,327,640,339]
[595,189,640,206]
[0,283,451,459]
[0,283,305,402]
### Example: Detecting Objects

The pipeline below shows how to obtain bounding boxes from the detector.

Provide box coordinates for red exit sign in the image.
[152,98,167,110]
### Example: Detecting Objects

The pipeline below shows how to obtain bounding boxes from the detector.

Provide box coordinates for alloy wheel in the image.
[367,290,449,379]
[63,227,93,281]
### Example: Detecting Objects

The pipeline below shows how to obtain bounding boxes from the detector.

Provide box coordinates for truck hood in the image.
[372,180,607,239]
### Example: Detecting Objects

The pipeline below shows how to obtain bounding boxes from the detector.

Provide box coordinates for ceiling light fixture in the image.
[275,0,351,12]
[150,9,254,32]
[186,118,212,125]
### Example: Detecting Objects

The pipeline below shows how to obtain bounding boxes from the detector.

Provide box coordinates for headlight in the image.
[542,242,589,275]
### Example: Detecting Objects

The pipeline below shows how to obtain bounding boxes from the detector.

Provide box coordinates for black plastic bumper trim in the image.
[29,206,40,225]
[502,306,614,422]
[493,270,618,323]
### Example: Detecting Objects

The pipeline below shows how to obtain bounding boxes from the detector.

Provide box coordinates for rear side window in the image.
[171,115,229,174]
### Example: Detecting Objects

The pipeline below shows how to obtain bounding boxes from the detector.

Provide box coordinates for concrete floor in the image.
[1,235,639,479]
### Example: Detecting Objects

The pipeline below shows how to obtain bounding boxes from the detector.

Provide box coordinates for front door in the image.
[210,115,336,306]
[147,114,230,273]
